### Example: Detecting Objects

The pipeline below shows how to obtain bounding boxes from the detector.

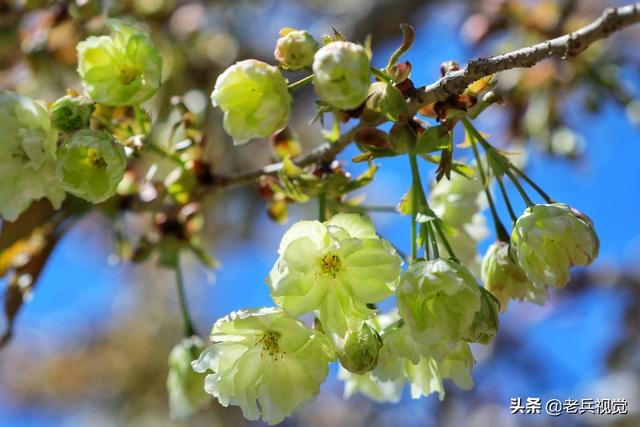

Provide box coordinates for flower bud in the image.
[0,91,64,221]
[77,19,162,106]
[511,203,599,288]
[481,241,546,310]
[312,41,370,110]
[211,60,292,145]
[50,95,94,132]
[167,336,210,419]
[274,29,318,70]
[463,286,499,344]
[56,129,127,203]
[389,122,415,154]
[339,323,383,375]
[397,259,481,349]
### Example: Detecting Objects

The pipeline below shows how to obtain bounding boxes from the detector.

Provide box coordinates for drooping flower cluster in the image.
[481,203,598,308]
[511,203,599,288]
[197,213,501,422]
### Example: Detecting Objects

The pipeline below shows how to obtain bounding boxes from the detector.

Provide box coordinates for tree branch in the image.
[209,3,640,189]
[416,3,640,105]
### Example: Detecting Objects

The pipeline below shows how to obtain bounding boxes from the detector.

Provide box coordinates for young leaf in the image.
[385,24,415,72]
[380,83,408,122]
[412,125,451,155]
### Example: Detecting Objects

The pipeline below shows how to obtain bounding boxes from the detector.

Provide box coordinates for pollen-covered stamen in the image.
[257,329,282,358]
[119,66,139,84]
[319,252,342,278]
[86,147,108,169]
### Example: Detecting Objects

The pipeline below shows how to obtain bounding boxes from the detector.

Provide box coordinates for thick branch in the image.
[210,3,640,188]
[416,3,640,105]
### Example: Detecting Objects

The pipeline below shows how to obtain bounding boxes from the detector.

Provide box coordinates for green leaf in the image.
[412,125,451,155]
[385,24,415,72]
[379,83,408,122]
[389,122,416,154]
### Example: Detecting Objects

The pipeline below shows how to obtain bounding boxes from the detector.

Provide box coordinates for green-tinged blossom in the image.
[481,241,546,310]
[193,308,334,425]
[463,286,500,344]
[167,336,210,419]
[211,60,292,145]
[267,213,402,337]
[397,259,482,349]
[77,19,162,106]
[0,91,64,221]
[56,129,127,203]
[274,29,318,70]
[50,95,94,132]
[511,203,599,288]
[312,41,370,110]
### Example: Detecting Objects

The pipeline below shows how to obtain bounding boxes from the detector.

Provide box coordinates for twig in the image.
[207,3,640,189]
[416,3,640,105]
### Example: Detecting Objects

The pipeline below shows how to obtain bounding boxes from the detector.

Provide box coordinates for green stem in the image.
[433,221,457,262]
[424,224,432,260]
[463,119,510,243]
[370,66,393,83]
[408,154,423,261]
[510,164,554,204]
[147,143,185,166]
[428,223,440,259]
[462,118,492,150]
[506,169,535,207]
[288,74,314,92]
[496,174,518,224]
[175,255,196,337]
[318,193,327,222]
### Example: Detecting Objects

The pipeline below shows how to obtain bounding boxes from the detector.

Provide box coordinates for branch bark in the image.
[210,3,640,189]
[416,3,640,105]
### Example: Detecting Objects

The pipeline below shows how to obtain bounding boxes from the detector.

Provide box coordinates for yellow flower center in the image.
[85,147,107,169]
[319,252,342,278]
[119,66,139,84]
[258,329,282,358]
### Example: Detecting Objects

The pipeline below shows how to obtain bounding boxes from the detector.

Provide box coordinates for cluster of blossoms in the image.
[0,19,162,221]
[481,203,599,310]
[211,28,371,144]
[0,15,603,425]
[165,25,601,425]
